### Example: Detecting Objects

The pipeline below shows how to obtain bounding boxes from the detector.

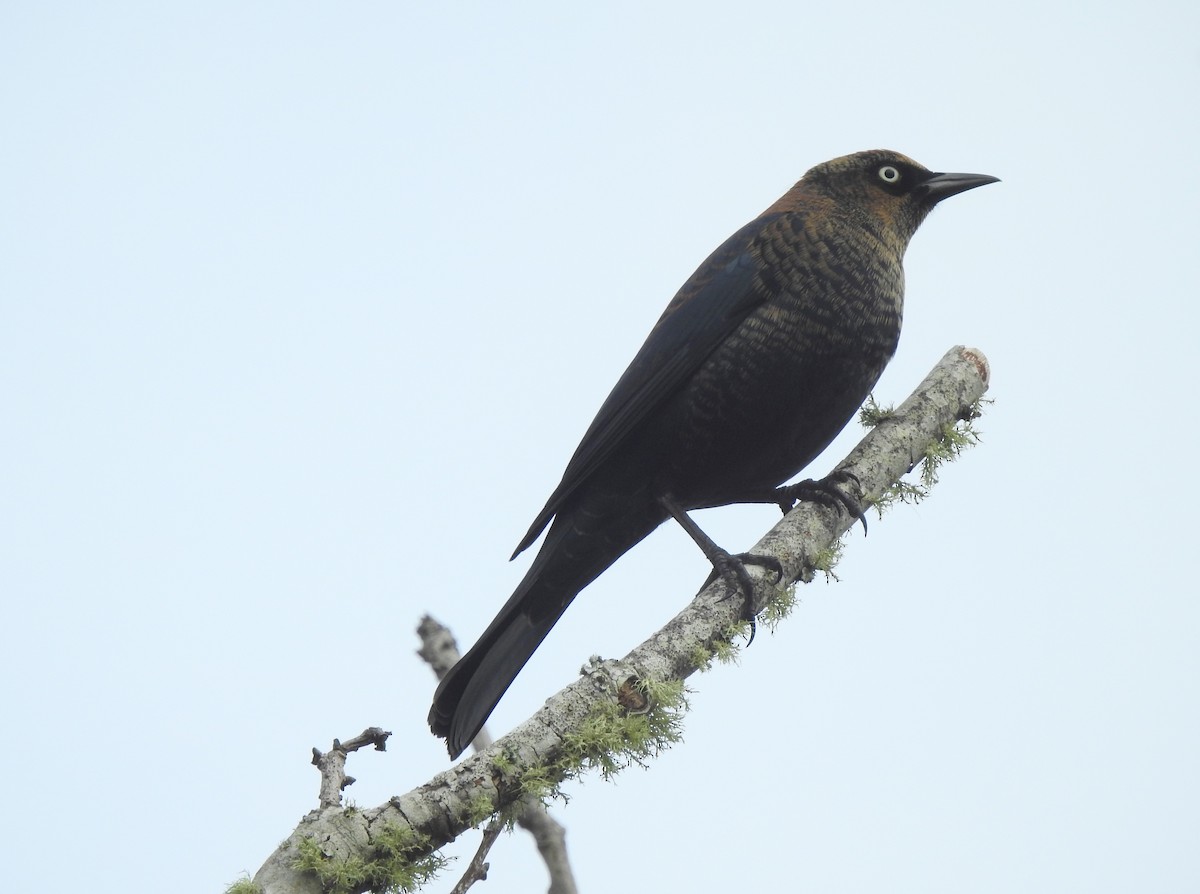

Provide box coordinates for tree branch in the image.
[246,345,990,894]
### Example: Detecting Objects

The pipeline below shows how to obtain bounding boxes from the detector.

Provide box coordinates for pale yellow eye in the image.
[878,165,901,184]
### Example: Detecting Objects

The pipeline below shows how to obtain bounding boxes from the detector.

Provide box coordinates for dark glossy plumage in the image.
[429,150,997,757]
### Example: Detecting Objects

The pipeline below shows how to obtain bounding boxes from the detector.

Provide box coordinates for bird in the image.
[429,150,998,758]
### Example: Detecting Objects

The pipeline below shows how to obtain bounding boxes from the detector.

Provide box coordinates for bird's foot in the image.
[708,550,783,647]
[658,493,782,647]
[776,470,868,534]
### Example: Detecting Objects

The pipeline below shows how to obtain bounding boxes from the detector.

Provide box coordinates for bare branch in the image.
[515,809,576,894]
[247,346,990,894]
[311,728,391,809]
[448,818,504,894]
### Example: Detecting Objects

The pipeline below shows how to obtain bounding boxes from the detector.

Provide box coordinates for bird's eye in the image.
[878,165,901,184]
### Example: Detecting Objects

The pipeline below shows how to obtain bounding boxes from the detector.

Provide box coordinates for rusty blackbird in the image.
[429,150,998,758]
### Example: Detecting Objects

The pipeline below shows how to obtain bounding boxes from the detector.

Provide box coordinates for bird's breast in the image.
[655,219,905,504]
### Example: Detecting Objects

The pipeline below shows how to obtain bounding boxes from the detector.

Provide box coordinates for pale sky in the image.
[3,3,1198,892]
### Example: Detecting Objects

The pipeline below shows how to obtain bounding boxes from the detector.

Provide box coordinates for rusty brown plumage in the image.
[429,150,998,758]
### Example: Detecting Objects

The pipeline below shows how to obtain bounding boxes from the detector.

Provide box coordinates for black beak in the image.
[919,171,1000,204]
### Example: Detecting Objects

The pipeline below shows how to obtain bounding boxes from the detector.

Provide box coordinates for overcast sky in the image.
[3,3,1199,892]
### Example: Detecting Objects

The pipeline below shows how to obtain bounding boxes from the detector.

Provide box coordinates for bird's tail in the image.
[428,494,665,758]
[427,590,560,759]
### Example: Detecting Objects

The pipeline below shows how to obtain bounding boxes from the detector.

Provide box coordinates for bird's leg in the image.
[658,494,782,637]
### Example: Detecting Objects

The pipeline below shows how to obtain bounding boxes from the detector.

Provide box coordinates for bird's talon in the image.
[777,472,868,534]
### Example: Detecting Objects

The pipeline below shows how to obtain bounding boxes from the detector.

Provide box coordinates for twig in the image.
[310,727,391,809]
[448,818,505,894]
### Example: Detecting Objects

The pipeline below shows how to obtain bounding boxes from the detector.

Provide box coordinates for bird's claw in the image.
[708,550,783,647]
[739,552,784,584]
[776,470,868,535]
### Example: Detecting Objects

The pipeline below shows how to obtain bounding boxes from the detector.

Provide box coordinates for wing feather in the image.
[511,214,782,558]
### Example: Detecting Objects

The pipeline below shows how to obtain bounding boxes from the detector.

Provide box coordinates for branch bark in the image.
[247,345,990,893]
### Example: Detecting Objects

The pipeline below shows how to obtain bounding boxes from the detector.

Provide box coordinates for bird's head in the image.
[795,150,999,249]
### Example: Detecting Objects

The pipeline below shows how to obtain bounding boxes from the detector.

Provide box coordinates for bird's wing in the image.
[512,213,783,558]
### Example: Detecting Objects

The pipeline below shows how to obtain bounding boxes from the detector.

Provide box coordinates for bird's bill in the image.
[919,171,1000,203]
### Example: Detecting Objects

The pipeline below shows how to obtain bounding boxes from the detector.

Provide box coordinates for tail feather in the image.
[428,593,562,759]
[429,492,666,758]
